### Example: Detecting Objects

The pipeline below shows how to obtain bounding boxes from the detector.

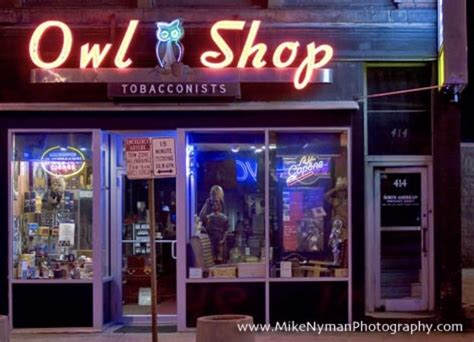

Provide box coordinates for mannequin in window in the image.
[324,177,348,241]
[329,219,343,266]
[199,185,225,223]
[203,197,229,262]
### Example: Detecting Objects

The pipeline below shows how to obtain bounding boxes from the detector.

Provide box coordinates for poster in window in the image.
[282,187,325,252]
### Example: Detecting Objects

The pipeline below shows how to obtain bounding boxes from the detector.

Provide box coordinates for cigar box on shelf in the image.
[237,262,265,278]
[209,265,236,278]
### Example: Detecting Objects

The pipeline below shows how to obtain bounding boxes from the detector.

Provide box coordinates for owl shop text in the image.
[28,19,333,90]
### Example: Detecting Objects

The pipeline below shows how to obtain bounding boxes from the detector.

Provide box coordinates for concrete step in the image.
[365,311,438,324]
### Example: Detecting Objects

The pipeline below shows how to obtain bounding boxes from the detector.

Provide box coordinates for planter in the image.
[0,316,9,342]
[196,315,255,342]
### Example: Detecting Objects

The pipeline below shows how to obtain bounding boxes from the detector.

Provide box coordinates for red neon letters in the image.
[29,19,333,90]
[29,21,73,69]
[29,20,139,69]
[201,20,334,89]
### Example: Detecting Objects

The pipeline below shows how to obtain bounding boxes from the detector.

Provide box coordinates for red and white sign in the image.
[125,138,153,179]
[125,137,177,179]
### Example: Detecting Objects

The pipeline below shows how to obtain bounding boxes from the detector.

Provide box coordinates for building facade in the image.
[0,0,467,332]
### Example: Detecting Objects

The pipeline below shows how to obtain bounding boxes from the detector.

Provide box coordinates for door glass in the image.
[122,177,177,316]
[379,172,423,300]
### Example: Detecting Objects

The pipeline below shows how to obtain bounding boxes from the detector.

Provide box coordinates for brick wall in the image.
[393,0,436,9]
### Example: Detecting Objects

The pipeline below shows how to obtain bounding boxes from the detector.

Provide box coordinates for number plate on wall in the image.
[368,111,431,155]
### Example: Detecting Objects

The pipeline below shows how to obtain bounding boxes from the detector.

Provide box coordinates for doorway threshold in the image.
[365,311,437,322]
[114,325,177,333]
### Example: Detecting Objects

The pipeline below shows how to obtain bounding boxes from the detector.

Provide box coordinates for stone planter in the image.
[196,315,255,342]
[0,316,9,342]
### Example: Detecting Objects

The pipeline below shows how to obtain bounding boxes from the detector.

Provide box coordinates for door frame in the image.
[365,158,434,313]
[109,131,178,325]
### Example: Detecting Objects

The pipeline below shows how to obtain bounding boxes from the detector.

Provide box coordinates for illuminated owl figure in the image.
[155,19,184,69]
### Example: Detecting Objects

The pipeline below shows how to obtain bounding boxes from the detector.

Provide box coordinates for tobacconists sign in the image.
[108,82,240,98]
[28,19,334,95]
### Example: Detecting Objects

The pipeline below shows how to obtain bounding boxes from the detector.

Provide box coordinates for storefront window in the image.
[11,132,94,280]
[269,131,349,278]
[186,132,265,279]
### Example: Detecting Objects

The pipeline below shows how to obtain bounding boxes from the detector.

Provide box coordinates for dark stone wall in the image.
[460,0,473,270]
[461,0,474,143]
[461,146,474,268]
[433,94,463,319]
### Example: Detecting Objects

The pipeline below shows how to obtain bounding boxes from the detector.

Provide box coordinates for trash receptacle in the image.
[196,315,255,342]
[0,316,9,342]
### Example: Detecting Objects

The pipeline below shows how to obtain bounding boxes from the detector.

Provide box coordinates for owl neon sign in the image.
[28,19,333,90]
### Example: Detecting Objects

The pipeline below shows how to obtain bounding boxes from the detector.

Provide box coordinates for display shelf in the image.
[185,277,348,283]
[122,239,176,243]
[12,279,93,284]
[186,277,266,283]
[269,277,349,282]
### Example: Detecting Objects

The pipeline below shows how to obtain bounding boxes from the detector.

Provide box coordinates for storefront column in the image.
[433,94,462,320]
[0,126,8,317]
[351,101,365,320]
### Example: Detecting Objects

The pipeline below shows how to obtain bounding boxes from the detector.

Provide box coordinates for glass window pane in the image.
[269,131,349,278]
[12,132,93,280]
[186,132,265,279]
[121,177,177,316]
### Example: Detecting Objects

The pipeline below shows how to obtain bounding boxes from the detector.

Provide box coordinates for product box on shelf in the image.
[237,262,265,278]
[209,265,237,278]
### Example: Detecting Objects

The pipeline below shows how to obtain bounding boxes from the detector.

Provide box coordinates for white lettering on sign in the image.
[152,138,177,178]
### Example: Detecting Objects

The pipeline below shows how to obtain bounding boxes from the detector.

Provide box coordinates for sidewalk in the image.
[10,329,474,342]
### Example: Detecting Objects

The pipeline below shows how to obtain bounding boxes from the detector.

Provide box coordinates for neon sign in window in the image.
[41,146,86,178]
[236,159,258,183]
[284,155,330,186]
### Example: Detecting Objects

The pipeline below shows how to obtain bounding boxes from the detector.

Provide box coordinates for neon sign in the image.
[41,146,86,178]
[201,20,333,90]
[155,19,185,69]
[236,159,258,183]
[29,20,333,90]
[29,20,138,70]
[286,155,330,186]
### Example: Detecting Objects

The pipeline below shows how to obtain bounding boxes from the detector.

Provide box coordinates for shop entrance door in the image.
[373,167,429,311]
[112,132,177,325]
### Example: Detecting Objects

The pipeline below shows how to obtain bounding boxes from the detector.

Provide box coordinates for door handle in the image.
[422,227,428,257]
[171,241,177,260]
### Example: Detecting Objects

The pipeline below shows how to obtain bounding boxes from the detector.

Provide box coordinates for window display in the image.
[11,133,94,280]
[186,132,266,278]
[269,131,349,278]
